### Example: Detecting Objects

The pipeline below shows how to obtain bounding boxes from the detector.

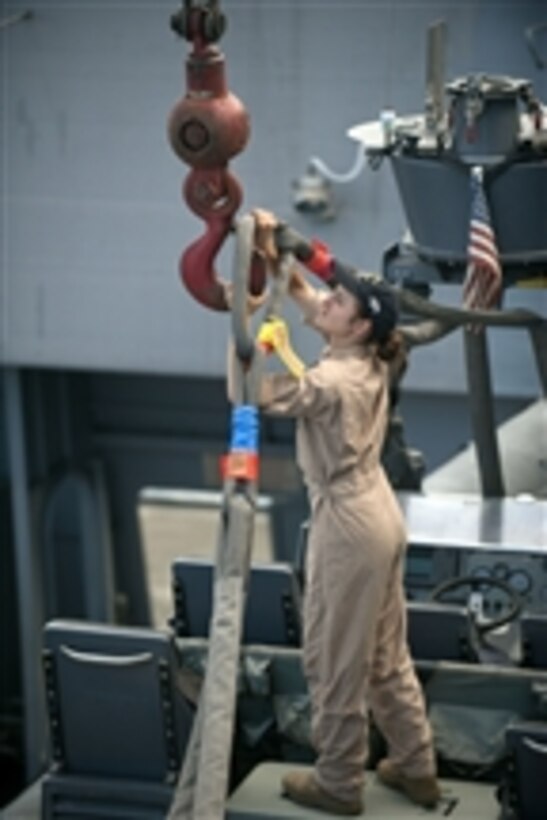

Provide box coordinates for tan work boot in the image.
[376,758,440,808]
[281,770,363,816]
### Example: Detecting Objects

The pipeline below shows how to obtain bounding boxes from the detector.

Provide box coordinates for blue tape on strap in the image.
[230,405,259,453]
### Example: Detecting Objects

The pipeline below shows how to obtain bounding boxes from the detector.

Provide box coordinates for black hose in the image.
[397,286,544,328]
[273,222,546,331]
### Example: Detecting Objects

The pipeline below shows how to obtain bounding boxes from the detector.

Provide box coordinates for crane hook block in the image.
[168,2,263,311]
[168,45,250,169]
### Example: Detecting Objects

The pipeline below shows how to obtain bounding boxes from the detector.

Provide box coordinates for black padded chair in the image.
[501,722,547,820]
[521,613,547,669]
[41,619,193,819]
[171,558,302,646]
[406,600,477,662]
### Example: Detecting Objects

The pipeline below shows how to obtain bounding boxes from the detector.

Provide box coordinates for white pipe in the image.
[309,144,366,184]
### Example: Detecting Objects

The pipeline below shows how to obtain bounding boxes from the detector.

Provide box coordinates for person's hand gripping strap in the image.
[257,317,305,378]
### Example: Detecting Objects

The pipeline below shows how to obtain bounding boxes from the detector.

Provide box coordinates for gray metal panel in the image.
[1,1,545,395]
[399,491,547,554]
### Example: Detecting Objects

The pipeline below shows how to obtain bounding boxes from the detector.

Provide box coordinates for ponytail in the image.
[376,328,407,367]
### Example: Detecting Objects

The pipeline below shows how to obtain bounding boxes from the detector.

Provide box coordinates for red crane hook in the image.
[167,1,267,311]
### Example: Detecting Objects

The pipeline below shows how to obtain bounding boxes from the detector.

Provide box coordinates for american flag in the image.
[462,166,502,310]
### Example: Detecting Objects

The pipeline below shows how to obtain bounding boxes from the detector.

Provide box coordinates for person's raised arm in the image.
[253,208,327,326]
[286,261,325,319]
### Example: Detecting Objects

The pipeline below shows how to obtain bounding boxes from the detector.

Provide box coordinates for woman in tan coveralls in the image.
[253,211,441,816]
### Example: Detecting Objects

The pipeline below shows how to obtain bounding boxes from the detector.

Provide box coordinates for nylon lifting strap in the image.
[167,215,293,820]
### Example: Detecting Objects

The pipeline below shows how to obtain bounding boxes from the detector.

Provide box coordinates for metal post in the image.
[3,368,47,781]
[529,323,547,396]
[463,329,505,497]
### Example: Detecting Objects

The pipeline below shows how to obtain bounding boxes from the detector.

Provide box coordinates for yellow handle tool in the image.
[257,317,305,378]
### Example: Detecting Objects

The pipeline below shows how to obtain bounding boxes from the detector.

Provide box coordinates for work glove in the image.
[254,209,334,285]
[253,208,279,266]
[257,317,305,378]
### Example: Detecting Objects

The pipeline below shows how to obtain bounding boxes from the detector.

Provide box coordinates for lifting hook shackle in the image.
[167,1,267,311]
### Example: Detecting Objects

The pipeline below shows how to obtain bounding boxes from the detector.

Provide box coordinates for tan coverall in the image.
[261,343,436,804]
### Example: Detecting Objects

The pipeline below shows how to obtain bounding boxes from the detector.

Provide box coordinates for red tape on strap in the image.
[220,452,259,481]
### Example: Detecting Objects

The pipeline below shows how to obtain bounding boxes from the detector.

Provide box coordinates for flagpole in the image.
[463,328,505,497]
[461,163,505,496]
